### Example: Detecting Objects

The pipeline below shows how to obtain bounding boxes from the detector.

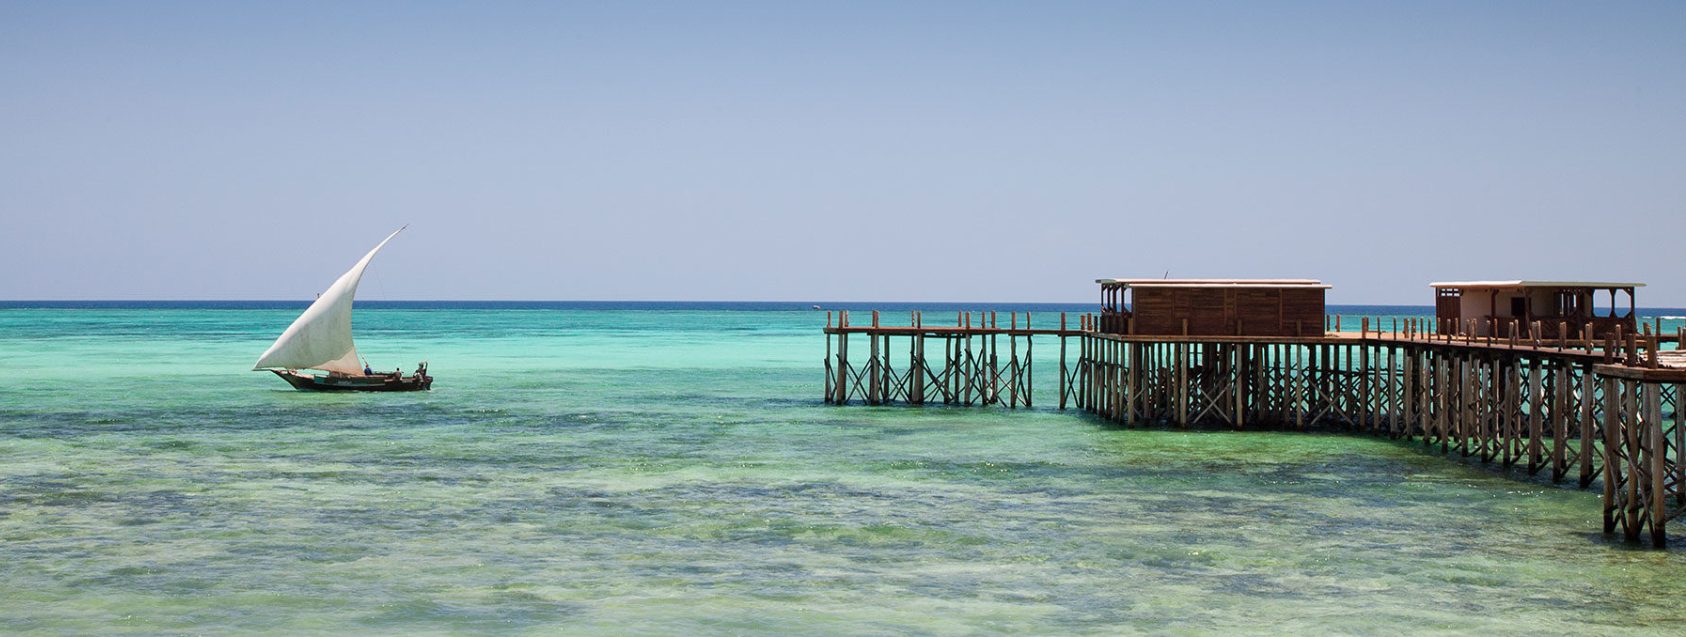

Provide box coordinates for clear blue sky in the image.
[3,1,1682,304]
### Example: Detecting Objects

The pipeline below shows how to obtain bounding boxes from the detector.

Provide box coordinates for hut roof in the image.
[1430,280,1645,289]
[1096,278,1330,289]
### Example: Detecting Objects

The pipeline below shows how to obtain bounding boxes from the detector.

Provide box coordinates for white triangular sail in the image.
[253,227,403,374]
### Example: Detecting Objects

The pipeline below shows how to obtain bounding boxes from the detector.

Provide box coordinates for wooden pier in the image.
[824,310,1685,547]
[823,310,1081,408]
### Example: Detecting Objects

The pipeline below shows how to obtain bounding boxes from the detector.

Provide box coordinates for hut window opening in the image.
[1554,290,1582,318]
[1598,288,1636,319]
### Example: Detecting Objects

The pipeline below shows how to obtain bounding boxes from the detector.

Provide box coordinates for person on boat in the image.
[414,363,426,379]
[363,361,374,376]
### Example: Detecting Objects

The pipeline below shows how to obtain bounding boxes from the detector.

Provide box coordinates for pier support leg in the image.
[835,333,850,405]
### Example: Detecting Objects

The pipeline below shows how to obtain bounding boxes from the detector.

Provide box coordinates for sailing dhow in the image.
[253,227,432,391]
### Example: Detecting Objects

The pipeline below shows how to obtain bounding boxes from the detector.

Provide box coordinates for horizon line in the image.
[0,297,1435,304]
[9,298,1686,311]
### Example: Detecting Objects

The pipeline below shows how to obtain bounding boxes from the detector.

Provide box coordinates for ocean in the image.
[2,302,1683,635]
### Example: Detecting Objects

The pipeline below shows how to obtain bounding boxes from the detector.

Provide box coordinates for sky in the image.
[2,1,1683,304]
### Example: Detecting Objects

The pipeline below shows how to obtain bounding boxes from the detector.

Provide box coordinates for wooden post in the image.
[1676,380,1685,509]
[1113,338,1126,421]
[1125,342,1136,426]
[1094,338,1105,419]
[1645,381,1667,547]
[911,330,925,405]
[1008,322,1018,409]
[1464,355,1478,459]
[1621,379,1641,540]
[1437,348,1450,446]
[1359,343,1370,432]
[1644,324,1659,368]
[1292,344,1305,430]
[1176,343,1188,427]
[1551,363,1568,481]
[1235,344,1247,429]
[1059,313,1068,410]
[1011,313,1025,407]
[989,325,1000,404]
[1624,380,1642,540]
[1393,345,1406,437]
[1602,376,1621,534]
[835,329,849,404]
[1527,362,1543,474]
[1614,323,1625,362]
[1580,365,1596,487]
[1077,332,1088,411]
[1434,353,1448,452]
[868,326,880,405]
[1403,346,1416,440]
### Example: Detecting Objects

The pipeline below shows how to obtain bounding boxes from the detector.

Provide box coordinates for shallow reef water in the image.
[2,303,1683,635]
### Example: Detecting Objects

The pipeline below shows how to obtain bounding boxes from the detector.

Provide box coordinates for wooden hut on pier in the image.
[1431,280,1642,339]
[1096,279,1330,337]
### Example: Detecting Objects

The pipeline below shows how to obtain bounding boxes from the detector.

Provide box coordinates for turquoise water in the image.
[2,303,1684,635]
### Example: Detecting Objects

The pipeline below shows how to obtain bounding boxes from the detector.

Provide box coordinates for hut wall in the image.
[1128,287,1325,337]
[1438,287,1633,339]
[1435,291,1461,324]
[1184,288,1228,335]
[1130,287,1183,335]
[1278,288,1325,336]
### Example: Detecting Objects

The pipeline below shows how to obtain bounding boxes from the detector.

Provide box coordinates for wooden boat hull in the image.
[270,370,432,392]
